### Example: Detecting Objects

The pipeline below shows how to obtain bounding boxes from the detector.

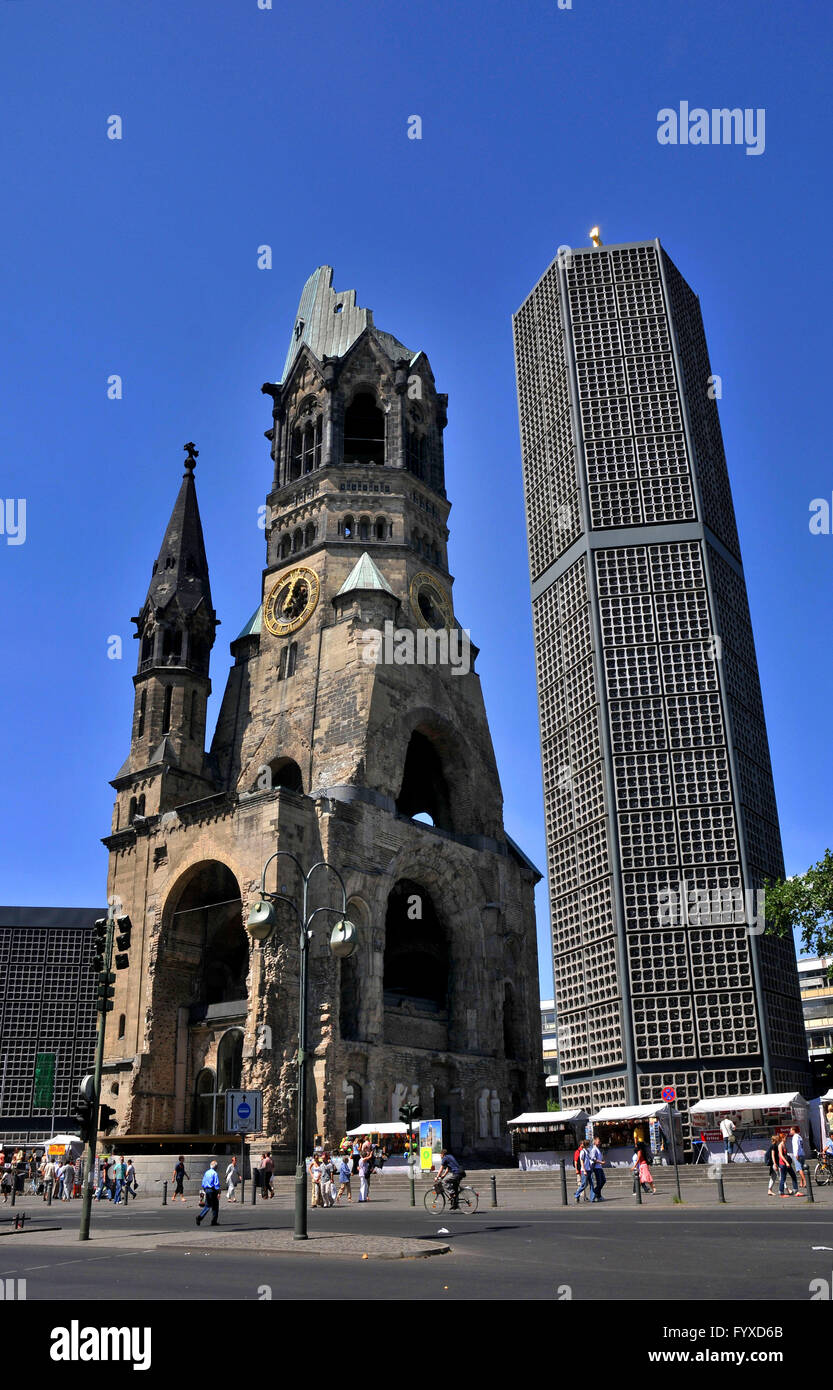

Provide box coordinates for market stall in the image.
[344,1122,421,1167]
[507,1111,590,1170]
[689,1092,809,1164]
[589,1103,683,1167]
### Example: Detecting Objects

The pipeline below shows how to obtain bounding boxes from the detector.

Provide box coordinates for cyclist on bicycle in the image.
[437,1149,462,1210]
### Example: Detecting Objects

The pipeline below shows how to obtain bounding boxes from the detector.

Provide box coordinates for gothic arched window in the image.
[344,392,385,466]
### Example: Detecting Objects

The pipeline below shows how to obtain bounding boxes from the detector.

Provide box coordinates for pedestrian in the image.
[42,1157,55,1201]
[61,1158,76,1200]
[112,1155,127,1204]
[573,1140,589,1201]
[95,1158,112,1201]
[336,1152,352,1204]
[766,1133,780,1196]
[720,1114,737,1162]
[777,1132,799,1197]
[574,1141,593,1203]
[790,1126,807,1191]
[258,1152,274,1198]
[196,1160,221,1226]
[351,1138,361,1175]
[126,1158,137,1198]
[173,1155,189,1203]
[633,1143,655,1194]
[225,1155,240,1201]
[75,1154,85,1197]
[588,1134,606,1201]
[319,1152,334,1207]
[309,1151,322,1208]
[55,1160,66,1201]
[0,1165,11,1205]
[358,1139,374,1203]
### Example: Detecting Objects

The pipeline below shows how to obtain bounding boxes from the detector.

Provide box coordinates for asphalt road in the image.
[2,1194,833,1303]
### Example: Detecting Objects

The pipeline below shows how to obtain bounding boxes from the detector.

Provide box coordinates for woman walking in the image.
[225,1155,240,1201]
[777,1132,799,1197]
[766,1134,780,1196]
[633,1142,656,1195]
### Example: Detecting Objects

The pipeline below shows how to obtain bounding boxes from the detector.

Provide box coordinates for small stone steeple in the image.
[111,446,219,827]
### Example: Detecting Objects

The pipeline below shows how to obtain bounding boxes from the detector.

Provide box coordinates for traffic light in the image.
[99,1104,117,1134]
[115,915,132,970]
[399,1104,422,1126]
[73,1098,95,1143]
[97,972,115,1013]
[92,917,108,973]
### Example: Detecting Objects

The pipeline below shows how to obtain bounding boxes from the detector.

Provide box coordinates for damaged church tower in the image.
[102,267,541,1159]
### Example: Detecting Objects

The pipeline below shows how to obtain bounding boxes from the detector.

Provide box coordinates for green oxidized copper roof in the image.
[336,551,395,597]
[236,604,262,639]
[279,266,413,384]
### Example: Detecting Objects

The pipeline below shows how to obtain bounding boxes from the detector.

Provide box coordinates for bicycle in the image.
[423,1179,479,1214]
[813,1150,833,1187]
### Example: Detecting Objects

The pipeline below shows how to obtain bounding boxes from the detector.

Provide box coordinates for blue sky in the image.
[1,0,831,994]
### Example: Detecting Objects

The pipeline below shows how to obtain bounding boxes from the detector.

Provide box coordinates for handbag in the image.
[198,1189,206,1207]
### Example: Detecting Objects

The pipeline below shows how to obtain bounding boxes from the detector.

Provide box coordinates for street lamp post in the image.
[246,850,357,1241]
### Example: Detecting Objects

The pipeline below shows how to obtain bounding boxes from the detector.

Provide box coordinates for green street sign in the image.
[34,1052,56,1108]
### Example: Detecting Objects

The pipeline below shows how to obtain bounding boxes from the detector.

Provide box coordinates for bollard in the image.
[490,1174,498,1209]
[634,1172,643,1205]
[560,1159,568,1207]
[9,1182,15,1208]
[805,1169,815,1205]
[251,1175,257,1205]
[716,1172,726,1204]
[162,1180,168,1207]
[47,1182,52,1206]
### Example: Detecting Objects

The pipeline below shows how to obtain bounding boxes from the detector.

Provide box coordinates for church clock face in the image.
[263,566,320,636]
[409,572,454,631]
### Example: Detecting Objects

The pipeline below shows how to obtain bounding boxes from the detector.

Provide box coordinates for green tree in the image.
[765,849,833,962]
[546,1095,560,1113]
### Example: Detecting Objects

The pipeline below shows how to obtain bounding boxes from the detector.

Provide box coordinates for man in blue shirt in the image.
[196,1160,221,1226]
[437,1149,461,1209]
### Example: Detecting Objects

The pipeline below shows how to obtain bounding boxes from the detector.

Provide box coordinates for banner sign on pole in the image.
[34,1053,56,1108]
[225,1089,263,1134]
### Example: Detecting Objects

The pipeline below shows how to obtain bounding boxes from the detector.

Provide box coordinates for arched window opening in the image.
[278,646,288,680]
[396,731,453,831]
[129,796,137,822]
[141,633,153,665]
[292,529,303,553]
[304,523,316,548]
[383,878,448,1010]
[345,1080,363,1132]
[269,757,303,793]
[137,688,146,738]
[287,641,298,678]
[344,392,385,466]
[172,863,247,1008]
[406,430,427,480]
[358,516,370,541]
[340,955,361,1041]
[280,534,291,560]
[374,516,386,540]
[217,1028,244,1091]
[343,515,354,539]
[162,628,182,664]
[118,1013,126,1039]
[162,686,173,733]
[136,794,146,818]
[290,428,303,482]
[503,983,523,1061]
[194,1068,217,1135]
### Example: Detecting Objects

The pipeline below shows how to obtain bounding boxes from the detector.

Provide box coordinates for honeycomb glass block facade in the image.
[0,908,100,1147]
[513,239,810,1135]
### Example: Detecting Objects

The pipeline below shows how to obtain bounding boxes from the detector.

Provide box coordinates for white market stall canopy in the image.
[590,1103,674,1123]
[819,1090,833,1103]
[690,1093,805,1116]
[508,1111,587,1127]
[346,1123,412,1136]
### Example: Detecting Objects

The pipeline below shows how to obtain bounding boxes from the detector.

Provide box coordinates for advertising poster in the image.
[419,1119,442,1170]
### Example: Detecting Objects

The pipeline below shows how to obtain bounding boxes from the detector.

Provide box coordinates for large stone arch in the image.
[133,857,248,1134]
[369,702,499,837]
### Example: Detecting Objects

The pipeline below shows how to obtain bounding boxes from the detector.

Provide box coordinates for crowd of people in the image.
[309,1136,384,1206]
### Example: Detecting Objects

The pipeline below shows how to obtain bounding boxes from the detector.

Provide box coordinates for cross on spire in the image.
[183,442,199,474]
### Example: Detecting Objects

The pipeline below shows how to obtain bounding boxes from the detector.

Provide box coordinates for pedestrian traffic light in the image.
[73,1098,95,1144]
[97,972,115,1013]
[114,915,132,970]
[399,1104,422,1125]
[99,1104,117,1134]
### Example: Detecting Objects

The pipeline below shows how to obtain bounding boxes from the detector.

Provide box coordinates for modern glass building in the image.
[0,907,101,1147]
[513,238,810,1141]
